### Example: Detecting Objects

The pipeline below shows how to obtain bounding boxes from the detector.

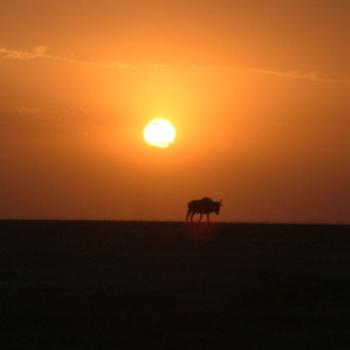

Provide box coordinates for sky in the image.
[1,0,349,223]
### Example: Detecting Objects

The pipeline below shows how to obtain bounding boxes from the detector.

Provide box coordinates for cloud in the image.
[0,46,135,68]
[0,46,349,84]
[0,46,48,60]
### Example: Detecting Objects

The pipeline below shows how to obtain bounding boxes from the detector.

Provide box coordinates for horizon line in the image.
[0,218,349,226]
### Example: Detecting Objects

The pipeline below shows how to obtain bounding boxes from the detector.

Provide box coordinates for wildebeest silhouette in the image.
[186,197,222,222]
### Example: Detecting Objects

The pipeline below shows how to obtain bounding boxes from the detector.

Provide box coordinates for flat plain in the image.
[1,220,350,349]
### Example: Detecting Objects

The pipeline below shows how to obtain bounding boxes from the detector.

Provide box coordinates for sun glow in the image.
[143,118,176,148]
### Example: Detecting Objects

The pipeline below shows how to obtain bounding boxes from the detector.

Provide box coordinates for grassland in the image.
[1,221,350,349]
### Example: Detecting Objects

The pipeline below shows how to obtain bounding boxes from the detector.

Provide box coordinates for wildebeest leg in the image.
[207,213,210,223]
[199,213,203,222]
[190,212,195,222]
[186,210,191,222]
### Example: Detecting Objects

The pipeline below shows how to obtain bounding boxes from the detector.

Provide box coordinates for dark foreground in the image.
[1,221,350,349]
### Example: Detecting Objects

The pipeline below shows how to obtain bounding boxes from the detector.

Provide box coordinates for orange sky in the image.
[1,0,349,223]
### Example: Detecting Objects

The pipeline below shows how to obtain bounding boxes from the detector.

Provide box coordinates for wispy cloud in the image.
[0,46,48,60]
[1,46,349,84]
[0,46,136,68]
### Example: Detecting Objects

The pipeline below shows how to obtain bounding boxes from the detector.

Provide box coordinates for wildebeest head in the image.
[214,199,223,214]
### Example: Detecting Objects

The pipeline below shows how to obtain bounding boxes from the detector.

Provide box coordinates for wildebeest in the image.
[186,197,222,222]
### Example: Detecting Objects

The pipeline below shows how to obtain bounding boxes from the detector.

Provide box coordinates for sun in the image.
[143,118,176,148]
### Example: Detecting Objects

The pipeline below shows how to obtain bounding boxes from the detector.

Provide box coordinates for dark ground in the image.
[1,220,350,349]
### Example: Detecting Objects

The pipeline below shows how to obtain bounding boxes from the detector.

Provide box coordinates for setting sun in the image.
[143,118,176,148]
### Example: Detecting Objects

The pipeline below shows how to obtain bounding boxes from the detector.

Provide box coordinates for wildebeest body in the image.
[186,197,222,222]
